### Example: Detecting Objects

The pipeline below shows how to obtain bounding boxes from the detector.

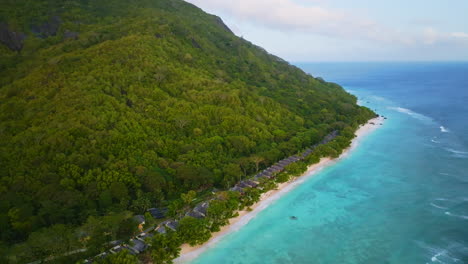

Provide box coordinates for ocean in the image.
[189,62,468,264]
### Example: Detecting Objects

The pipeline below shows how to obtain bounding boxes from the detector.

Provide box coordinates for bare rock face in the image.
[31,16,61,38]
[0,23,26,51]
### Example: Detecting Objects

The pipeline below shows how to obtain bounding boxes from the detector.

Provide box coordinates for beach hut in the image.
[186,210,205,219]
[128,239,147,254]
[229,186,244,193]
[238,182,251,188]
[165,220,179,231]
[272,165,283,170]
[194,202,209,215]
[156,225,166,234]
[133,215,145,224]
[244,180,258,187]
[147,208,168,219]
[92,251,109,262]
[136,232,154,243]
[110,245,125,254]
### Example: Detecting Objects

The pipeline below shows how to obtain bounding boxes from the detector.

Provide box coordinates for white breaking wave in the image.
[431,139,441,144]
[430,203,448,210]
[445,212,468,220]
[419,243,462,264]
[431,250,447,263]
[445,148,468,155]
[440,126,450,133]
[388,106,433,122]
[419,242,464,264]
[445,148,468,159]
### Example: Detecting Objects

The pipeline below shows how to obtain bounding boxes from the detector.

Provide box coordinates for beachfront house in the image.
[136,232,154,243]
[156,225,166,234]
[244,180,258,188]
[237,182,251,188]
[84,251,109,263]
[254,171,269,180]
[194,202,209,215]
[110,245,126,254]
[165,220,179,231]
[186,210,205,219]
[147,207,168,219]
[229,186,244,193]
[272,165,283,170]
[128,239,147,254]
[90,251,109,262]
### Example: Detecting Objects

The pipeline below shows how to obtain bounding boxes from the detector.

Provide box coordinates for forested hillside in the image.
[0,0,374,262]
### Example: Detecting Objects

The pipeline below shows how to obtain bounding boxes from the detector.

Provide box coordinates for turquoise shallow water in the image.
[190,63,468,264]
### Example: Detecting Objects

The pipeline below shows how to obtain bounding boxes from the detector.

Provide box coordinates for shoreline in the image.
[175,116,384,263]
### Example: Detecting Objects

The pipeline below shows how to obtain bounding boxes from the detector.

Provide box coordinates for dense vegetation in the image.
[0,0,375,262]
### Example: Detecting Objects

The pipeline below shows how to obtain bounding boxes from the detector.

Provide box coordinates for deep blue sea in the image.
[189,62,468,264]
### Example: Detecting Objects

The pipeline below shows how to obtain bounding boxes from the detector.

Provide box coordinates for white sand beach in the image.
[175,116,384,263]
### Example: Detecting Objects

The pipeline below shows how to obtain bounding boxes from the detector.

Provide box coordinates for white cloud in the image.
[185,0,468,61]
[187,0,468,47]
[422,27,468,45]
[451,32,468,38]
[186,0,411,44]
[423,27,438,44]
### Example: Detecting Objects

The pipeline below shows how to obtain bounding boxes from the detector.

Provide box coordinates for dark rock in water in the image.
[0,23,26,51]
[384,117,388,119]
[290,216,298,220]
[64,30,79,40]
[31,16,61,38]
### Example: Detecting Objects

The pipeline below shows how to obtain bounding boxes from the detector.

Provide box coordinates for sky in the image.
[185,0,468,62]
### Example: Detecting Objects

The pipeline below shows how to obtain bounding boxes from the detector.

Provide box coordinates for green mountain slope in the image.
[0,0,374,260]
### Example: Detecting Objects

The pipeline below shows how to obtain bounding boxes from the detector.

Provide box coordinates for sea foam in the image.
[444,148,468,158]
[388,106,432,122]
[445,212,468,220]
[430,203,448,210]
[418,241,463,264]
[440,126,450,133]
[445,148,468,155]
